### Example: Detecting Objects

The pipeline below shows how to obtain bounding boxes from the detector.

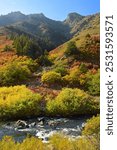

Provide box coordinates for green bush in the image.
[63,66,87,86]
[63,68,100,95]
[63,67,80,86]
[16,56,38,72]
[41,71,62,85]
[82,115,100,136]
[86,69,100,96]
[64,41,79,56]
[0,62,31,85]
[50,134,75,150]
[53,66,68,76]
[0,85,42,120]
[82,115,100,150]
[74,136,99,150]
[37,55,53,66]
[0,57,37,86]
[46,88,99,116]
[79,63,88,73]
[3,45,12,52]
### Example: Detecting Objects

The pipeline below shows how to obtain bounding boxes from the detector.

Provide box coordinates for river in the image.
[0,117,89,143]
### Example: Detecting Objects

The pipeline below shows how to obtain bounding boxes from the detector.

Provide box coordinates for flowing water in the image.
[0,117,89,143]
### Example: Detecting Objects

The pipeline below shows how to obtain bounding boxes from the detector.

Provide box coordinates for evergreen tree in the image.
[13,35,42,58]
[65,41,79,56]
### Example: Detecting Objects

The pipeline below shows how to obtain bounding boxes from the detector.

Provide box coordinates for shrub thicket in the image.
[41,71,62,85]
[0,57,37,86]
[0,62,31,85]
[53,66,68,76]
[3,45,12,52]
[0,136,45,150]
[0,134,99,150]
[0,85,42,120]
[46,88,99,116]
[82,115,100,150]
[86,69,100,96]
[63,66,87,86]
[63,67,100,96]
[82,115,100,136]
[64,41,79,56]
[36,51,53,66]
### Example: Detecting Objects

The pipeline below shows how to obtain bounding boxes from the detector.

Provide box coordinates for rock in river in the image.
[15,120,29,129]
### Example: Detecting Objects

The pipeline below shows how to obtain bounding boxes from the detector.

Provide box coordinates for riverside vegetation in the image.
[0,12,100,150]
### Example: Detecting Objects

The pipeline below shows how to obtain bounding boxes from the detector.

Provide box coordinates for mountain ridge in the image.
[0,11,99,52]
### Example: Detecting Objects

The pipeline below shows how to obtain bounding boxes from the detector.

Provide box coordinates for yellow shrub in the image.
[82,115,100,136]
[0,134,99,150]
[41,71,62,85]
[46,88,99,116]
[20,137,45,150]
[0,85,42,120]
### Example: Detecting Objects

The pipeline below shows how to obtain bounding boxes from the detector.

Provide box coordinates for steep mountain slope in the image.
[49,14,100,66]
[64,12,84,28]
[0,12,99,51]
[0,12,70,50]
[64,13,99,35]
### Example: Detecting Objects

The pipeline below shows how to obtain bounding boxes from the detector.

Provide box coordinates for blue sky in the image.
[0,0,100,20]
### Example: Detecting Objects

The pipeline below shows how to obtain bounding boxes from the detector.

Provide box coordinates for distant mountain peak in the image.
[9,11,23,14]
[39,13,45,17]
[0,11,26,26]
[64,12,84,28]
[7,11,25,17]
[0,12,99,51]
[67,12,84,20]
[68,12,83,17]
[28,13,46,19]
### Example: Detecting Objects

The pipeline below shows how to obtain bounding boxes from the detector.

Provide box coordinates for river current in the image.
[0,117,89,143]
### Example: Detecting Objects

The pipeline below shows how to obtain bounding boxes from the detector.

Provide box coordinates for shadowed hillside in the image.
[0,12,99,52]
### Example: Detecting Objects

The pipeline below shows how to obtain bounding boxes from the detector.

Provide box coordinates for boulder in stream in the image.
[37,117,46,125]
[29,122,36,128]
[15,120,29,129]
